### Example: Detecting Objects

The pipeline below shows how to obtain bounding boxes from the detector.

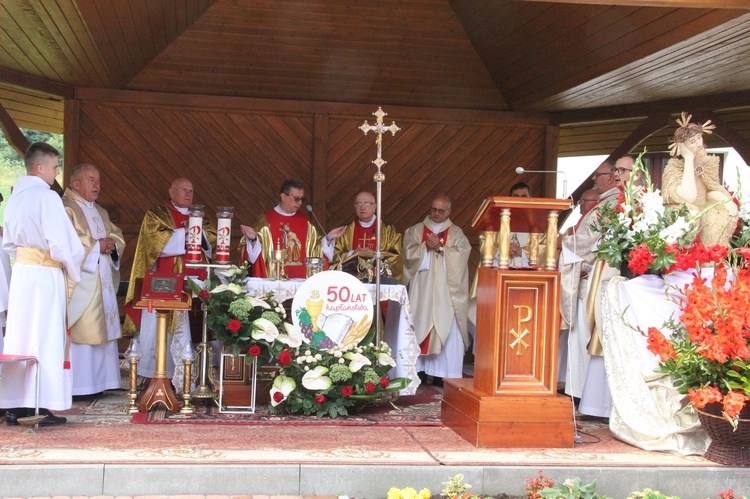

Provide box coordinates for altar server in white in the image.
[0,142,84,426]
[0,193,11,366]
[63,163,126,397]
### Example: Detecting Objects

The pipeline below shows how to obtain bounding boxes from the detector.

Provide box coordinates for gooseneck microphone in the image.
[306,204,327,234]
[515,166,569,201]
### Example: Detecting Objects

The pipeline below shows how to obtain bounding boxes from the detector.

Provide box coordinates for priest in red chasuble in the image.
[403,195,470,387]
[239,179,345,279]
[123,178,216,386]
[333,191,403,283]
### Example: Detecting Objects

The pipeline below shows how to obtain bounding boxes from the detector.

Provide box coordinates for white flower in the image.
[377,352,396,367]
[333,350,342,358]
[251,318,279,342]
[217,266,242,278]
[338,358,345,364]
[269,375,296,407]
[302,366,332,390]
[244,295,271,309]
[210,283,243,295]
[631,218,651,235]
[659,216,692,244]
[306,355,315,363]
[277,323,305,347]
[739,199,750,222]
[344,352,371,372]
[639,189,665,217]
[315,354,322,361]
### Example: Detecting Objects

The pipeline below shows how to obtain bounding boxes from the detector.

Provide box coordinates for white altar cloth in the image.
[242,278,420,395]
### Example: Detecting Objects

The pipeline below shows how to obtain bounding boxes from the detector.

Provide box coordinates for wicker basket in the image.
[696,403,750,466]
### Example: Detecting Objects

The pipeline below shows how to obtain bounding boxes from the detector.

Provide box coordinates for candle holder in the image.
[215,206,234,263]
[124,337,142,414]
[305,257,324,278]
[272,247,288,281]
[186,204,205,263]
[180,340,196,415]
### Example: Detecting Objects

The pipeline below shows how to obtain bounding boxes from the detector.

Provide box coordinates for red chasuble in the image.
[353,219,378,250]
[253,210,312,279]
[419,225,449,354]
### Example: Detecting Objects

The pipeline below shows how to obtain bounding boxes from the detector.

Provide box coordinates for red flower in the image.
[645,327,676,362]
[315,394,326,404]
[341,385,354,397]
[722,391,748,421]
[199,290,210,300]
[379,376,390,389]
[365,382,376,394]
[272,391,284,403]
[248,345,261,357]
[627,244,654,276]
[227,319,242,333]
[278,350,292,365]
[687,386,722,409]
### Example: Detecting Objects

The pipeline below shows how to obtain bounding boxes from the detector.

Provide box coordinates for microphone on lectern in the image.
[515,166,570,201]
[306,204,327,233]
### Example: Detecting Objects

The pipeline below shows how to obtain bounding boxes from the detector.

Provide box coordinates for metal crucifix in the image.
[360,107,400,342]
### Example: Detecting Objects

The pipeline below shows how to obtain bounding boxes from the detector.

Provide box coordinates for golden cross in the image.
[509,328,530,356]
[360,107,400,171]
[358,232,375,249]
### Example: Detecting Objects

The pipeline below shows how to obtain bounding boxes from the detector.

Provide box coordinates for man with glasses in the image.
[403,195,471,387]
[332,191,403,282]
[558,161,619,412]
[240,179,345,279]
[612,155,640,188]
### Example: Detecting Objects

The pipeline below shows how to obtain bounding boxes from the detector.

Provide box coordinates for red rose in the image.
[365,382,375,394]
[227,319,242,333]
[278,350,292,365]
[315,394,326,404]
[248,345,262,357]
[341,385,354,397]
[379,376,390,389]
[199,290,210,300]
[272,391,284,403]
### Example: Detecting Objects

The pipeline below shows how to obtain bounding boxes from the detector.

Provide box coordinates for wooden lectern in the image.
[132,278,192,413]
[441,196,575,448]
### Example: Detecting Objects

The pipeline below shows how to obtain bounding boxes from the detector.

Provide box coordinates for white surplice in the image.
[68,199,122,395]
[0,176,84,411]
[0,234,10,375]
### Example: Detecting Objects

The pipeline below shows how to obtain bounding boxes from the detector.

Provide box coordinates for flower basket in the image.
[697,403,750,466]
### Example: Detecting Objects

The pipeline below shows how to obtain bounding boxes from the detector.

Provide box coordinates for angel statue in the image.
[662,112,738,247]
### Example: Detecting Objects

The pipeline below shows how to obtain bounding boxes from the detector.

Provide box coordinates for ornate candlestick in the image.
[360,107,400,342]
[215,206,234,263]
[180,340,196,415]
[186,204,205,263]
[124,337,141,414]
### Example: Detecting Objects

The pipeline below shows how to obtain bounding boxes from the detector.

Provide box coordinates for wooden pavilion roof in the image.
[2,0,750,158]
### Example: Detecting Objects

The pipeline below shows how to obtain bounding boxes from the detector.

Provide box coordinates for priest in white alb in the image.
[0,142,84,426]
[63,163,126,397]
[403,195,471,387]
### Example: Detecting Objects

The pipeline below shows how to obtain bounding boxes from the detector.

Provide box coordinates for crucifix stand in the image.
[132,278,192,413]
[360,107,400,342]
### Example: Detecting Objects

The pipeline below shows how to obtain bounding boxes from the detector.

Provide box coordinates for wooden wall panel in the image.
[70,90,550,281]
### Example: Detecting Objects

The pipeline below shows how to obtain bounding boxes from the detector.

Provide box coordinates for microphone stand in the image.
[360,107,400,343]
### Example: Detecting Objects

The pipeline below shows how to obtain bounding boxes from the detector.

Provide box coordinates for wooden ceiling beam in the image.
[521,0,750,9]
[692,111,750,166]
[0,102,30,156]
[0,68,74,99]
[550,90,750,125]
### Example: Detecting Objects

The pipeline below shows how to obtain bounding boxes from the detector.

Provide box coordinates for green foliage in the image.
[441,474,472,499]
[537,477,609,499]
[628,489,680,499]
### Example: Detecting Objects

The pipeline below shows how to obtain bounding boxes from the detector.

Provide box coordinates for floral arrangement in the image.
[646,256,750,428]
[268,341,408,418]
[387,487,432,499]
[188,264,303,364]
[594,150,703,277]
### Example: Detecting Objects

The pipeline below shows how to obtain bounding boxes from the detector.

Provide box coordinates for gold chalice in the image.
[272,248,288,280]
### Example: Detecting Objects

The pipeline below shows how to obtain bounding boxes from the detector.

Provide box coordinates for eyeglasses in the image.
[284,193,306,203]
[354,202,375,207]
[430,207,448,214]
[592,172,612,178]
[578,198,598,205]
[610,168,633,175]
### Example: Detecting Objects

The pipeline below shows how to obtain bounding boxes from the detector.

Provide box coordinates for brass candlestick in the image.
[124,337,142,414]
[180,358,195,415]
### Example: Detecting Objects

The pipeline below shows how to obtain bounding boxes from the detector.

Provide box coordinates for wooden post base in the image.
[138,377,179,413]
[441,378,574,448]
